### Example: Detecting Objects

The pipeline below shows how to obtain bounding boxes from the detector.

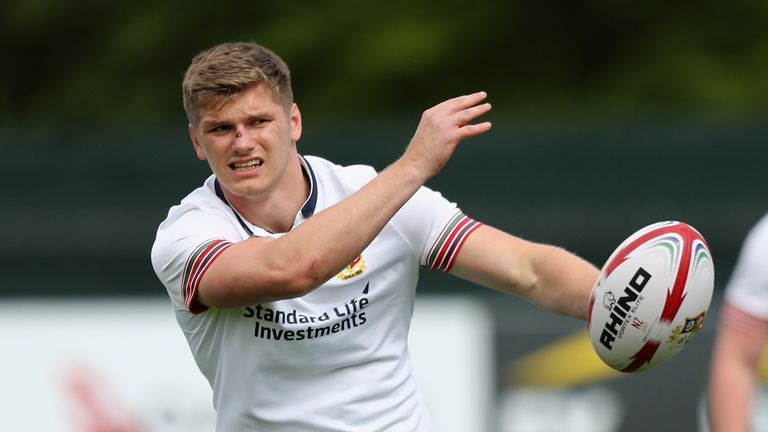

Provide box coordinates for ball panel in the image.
[587,221,714,372]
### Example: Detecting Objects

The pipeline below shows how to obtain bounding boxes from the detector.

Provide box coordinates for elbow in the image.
[503,265,539,298]
[265,272,316,300]
[506,265,572,316]
[268,256,330,299]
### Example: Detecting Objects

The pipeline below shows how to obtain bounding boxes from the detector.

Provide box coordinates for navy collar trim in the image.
[213,155,317,236]
[298,155,318,218]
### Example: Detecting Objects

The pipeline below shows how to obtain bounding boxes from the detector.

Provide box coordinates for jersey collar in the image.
[298,155,318,218]
[214,155,318,237]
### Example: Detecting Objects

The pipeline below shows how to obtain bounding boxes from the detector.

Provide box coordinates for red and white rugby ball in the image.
[587,221,714,372]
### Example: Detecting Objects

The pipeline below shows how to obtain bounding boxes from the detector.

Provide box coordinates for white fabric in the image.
[724,213,768,321]
[151,155,469,431]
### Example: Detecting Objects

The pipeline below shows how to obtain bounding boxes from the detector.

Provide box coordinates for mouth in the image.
[230,158,263,172]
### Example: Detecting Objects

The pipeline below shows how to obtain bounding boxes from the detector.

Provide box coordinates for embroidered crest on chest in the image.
[337,254,366,280]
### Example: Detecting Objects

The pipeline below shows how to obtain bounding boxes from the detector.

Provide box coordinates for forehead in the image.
[199,83,281,123]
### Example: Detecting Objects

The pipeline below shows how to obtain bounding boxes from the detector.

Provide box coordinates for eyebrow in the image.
[200,110,273,129]
[200,119,228,130]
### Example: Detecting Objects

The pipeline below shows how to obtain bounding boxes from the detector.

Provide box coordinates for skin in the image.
[190,84,307,234]
[709,313,767,431]
[189,83,598,319]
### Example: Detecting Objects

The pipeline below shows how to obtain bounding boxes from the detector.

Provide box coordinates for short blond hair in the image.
[182,42,293,126]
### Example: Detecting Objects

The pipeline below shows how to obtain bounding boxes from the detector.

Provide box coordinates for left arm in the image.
[450,225,599,319]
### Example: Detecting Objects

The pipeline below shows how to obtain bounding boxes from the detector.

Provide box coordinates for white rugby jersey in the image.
[151,155,481,431]
[721,213,768,336]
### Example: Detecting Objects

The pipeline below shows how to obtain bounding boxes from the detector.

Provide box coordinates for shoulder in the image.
[151,176,243,283]
[304,155,378,190]
[153,175,243,256]
[723,212,768,315]
[731,212,768,267]
[745,213,768,245]
[157,176,229,229]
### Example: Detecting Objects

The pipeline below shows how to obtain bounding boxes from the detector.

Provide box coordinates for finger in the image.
[421,92,489,125]
[457,121,492,138]
[454,102,492,126]
[445,91,488,112]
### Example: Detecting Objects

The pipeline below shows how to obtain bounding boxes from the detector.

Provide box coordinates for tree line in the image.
[3,0,767,130]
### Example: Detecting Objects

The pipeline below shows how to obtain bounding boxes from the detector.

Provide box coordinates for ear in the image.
[289,103,302,142]
[189,123,207,161]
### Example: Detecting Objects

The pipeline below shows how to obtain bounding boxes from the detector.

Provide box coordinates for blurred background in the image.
[2,0,767,430]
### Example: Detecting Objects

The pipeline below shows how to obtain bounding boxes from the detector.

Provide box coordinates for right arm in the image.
[197,92,492,308]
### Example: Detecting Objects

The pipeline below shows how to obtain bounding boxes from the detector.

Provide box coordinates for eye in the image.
[250,118,267,127]
[208,124,233,134]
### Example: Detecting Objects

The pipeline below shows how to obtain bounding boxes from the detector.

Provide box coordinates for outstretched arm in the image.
[450,225,599,319]
[198,92,493,308]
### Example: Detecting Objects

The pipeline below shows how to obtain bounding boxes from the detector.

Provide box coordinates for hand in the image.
[401,91,492,181]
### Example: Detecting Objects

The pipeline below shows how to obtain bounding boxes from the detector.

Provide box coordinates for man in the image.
[708,213,768,431]
[151,41,599,431]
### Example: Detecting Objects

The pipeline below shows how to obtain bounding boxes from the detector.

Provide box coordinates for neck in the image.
[222,155,310,234]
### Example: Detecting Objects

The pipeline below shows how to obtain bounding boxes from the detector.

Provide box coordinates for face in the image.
[189,83,302,201]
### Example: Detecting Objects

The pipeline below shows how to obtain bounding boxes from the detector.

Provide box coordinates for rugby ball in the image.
[587,221,714,372]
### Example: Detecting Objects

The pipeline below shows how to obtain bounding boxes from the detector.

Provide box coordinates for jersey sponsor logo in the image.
[337,254,366,280]
[243,282,371,341]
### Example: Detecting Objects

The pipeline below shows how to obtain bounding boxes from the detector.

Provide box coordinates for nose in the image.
[232,126,254,153]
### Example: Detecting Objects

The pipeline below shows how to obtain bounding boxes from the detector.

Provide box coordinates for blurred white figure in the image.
[708,213,768,431]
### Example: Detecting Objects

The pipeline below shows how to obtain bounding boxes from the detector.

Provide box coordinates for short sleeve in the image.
[151,207,241,314]
[392,186,482,272]
[723,214,768,329]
